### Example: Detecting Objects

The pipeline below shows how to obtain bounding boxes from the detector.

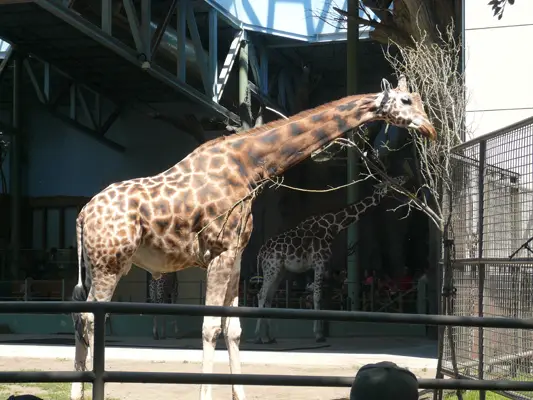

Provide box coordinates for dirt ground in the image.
[0,356,436,399]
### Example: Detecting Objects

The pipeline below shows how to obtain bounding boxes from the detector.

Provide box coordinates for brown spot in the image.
[191,211,202,230]
[206,204,217,218]
[108,190,117,199]
[140,205,151,219]
[151,175,164,183]
[197,187,211,204]
[149,184,163,199]
[153,199,170,215]
[336,100,358,112]
[279,144,300,158]
[209,156,224,169]
[231,139,244,150]
[191,174,204,189]
[193,156,207,172]
[180,159,192,174]
[164,186,176,197]
[289,123,304,137]
[313,128,329,143]
[154,218,171,234]
[259,130,280,144]
[128,198,139,210]
[117,229,127,237]
[311,112,325,123]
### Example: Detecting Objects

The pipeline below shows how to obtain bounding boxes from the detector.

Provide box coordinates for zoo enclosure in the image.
[441,115,533,399]
[3,301,533,400]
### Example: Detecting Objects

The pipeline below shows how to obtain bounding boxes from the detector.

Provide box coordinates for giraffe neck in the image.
[220,93,379,188]
[330,191,385,235]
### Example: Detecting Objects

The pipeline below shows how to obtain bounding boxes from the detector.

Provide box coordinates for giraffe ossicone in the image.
[69,75,435,400]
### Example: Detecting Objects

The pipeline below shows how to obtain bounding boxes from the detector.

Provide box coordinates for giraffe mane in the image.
[192,94,367,153]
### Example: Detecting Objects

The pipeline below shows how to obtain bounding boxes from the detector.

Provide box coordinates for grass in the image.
[0,381,121,399]
[445,391,512,399]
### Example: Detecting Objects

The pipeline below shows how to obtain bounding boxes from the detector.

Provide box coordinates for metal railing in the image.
[0,277,426,312]
[3,301,533,400]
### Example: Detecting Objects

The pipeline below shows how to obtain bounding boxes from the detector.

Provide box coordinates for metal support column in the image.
[346,0,360,311]
[92,311,106,400]
[176,0,187,81]
[238,32,251,130]
[260,46,268,95]
[9,51,22,279]
[140,0,152,63]
[208,8,218,102]
[477,140,487,400]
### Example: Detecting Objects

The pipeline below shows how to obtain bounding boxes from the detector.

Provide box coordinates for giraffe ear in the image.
[380,78,392,93]
[397,75,408,92]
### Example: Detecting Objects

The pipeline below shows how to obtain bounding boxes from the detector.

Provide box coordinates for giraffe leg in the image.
[254,261,285,344]
[313,263,326,343]
[200,250,243,400]
[152,315,159,340]
[222,253,246,400]
[71,327,88,400]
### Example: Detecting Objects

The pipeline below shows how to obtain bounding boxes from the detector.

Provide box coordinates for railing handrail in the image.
[1,301,532,329]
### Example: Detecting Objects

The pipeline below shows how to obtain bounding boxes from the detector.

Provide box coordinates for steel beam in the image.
[259,46,268,95]
[33,0,239,123]
[248,42,261,91]
[186,3,210,95]
[238,33,251,130]
[123,0,144,54]
[101,0,112,34]
[216,29,244,102]
[140,0,151,62]
[0,46,13,81]
[176,0,187,81]
[208,8,218,102]
[151,0,178,57]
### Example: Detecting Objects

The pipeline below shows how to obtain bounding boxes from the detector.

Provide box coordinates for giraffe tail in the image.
[72,213,92,303]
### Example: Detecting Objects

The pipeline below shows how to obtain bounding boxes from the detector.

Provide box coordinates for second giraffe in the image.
[148,272,179,340]
[254,178,405,343]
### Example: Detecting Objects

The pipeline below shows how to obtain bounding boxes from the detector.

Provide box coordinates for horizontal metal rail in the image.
[2,301,533,330]
[2,371,533,391]
[2,301,533,399]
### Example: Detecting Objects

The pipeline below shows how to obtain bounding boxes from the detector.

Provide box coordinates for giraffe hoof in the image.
[316,336,326,343]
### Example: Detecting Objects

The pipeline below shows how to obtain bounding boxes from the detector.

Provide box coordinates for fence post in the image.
[285,280,289,308]
[477,139,487,400]
[92,310,106,400]
[24,278,28,301]
[61,279,65,301]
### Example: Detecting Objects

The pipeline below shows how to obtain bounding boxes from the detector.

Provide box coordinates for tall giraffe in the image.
[148,272,179,340]
[254,177,404,344]
[69,76,436,400]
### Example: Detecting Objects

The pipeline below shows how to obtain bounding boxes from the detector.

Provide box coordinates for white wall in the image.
[465,1,533,138]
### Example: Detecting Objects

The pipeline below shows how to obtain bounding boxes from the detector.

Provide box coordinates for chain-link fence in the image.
[441,116,533,399]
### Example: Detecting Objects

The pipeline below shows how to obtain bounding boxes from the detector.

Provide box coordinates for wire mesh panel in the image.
[442,116,533,398]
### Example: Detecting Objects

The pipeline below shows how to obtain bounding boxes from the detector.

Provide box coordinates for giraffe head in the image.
[374,75,436,140]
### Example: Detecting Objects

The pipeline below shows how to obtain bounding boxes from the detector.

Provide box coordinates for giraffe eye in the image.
[401,96,412,105]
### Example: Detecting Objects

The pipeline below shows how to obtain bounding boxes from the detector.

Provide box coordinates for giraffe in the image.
[148,271,179,340]
[69,75,436,400]
[254,177,405,344]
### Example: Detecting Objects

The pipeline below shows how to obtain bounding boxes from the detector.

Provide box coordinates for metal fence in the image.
[441,116,533,399]
[3,301,533,400]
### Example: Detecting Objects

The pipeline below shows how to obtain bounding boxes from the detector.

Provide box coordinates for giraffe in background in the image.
[69,75,436,400]
[254,177,405,344]
[148,272,179,340]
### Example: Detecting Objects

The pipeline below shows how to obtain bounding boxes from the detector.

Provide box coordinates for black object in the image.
[350,361,419,400]
[7,395,45,400]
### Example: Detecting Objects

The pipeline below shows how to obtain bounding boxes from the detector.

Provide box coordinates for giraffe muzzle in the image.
[408,117,437,141]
